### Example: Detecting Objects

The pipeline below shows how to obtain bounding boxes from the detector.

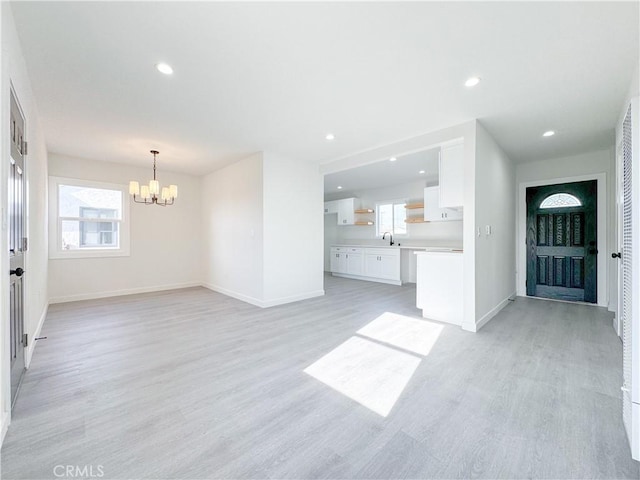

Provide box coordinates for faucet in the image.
[382,232,394,246]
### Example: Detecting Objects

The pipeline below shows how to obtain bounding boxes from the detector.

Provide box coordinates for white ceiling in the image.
[11,2,639,175]
[324,147,440,195]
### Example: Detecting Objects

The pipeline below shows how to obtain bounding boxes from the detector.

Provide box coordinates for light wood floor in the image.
[2,275,638,479]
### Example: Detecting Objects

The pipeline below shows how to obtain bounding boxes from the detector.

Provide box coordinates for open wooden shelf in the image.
[405,218,427,223]
[405,203,424,210]
[354,221,374,226]
[354,208,374,214]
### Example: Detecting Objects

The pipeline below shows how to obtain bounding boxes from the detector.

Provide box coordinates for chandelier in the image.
[129,150,178,206]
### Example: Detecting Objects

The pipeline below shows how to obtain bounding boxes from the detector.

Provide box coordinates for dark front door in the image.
[526,180,597,303]
[9,88,26,406]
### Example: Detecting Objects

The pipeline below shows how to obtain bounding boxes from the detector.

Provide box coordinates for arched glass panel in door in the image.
[540,193,582,209]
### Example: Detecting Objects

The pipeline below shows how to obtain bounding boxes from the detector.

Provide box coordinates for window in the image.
[49,177,130,258]
[540,193,582,209]
[376,200,407,236]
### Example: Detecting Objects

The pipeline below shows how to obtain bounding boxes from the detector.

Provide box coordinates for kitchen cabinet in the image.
[324,200,339,214]
[330,247,364,275]
[325,198,359,225]
[424,186,463,222]
[330,246,400,285]
[337,198,357,225]
[364,248,401,282]
[415,250,463,325]
[345,248,364,275]
[329,247,347,273]
[439,141,464,209]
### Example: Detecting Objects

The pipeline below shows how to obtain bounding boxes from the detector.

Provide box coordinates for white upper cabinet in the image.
[325,197,359,225]
[337,198,357,225]
[424,186,463,222]
[439,141,464,209]
[324,200,339,214]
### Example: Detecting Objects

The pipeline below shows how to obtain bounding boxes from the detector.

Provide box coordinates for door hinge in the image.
[23,141,28,155]
[23,333,28,347]
[23,237,28,252]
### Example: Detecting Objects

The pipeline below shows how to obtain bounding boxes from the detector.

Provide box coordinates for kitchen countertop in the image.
[414,248,464,254]
[332,243,463,251]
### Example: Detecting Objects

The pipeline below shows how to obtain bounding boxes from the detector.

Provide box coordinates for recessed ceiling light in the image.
[325,133,335,141]
[464,76,481,87]
[542,130,555,137]
[419,170,425,174]
[337,185,343,190]
[389,157,397,162]
[156,63,173,75]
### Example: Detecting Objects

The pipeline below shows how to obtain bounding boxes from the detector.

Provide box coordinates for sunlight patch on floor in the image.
[303,336,421,417]
[304,312,445,417]
[357,312,444,356]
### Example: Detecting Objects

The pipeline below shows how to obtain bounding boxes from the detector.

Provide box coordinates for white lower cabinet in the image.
[345,248,364,275]
[330,247,364,275]
[330,247,347,274]
[364,249,400,281]
[331,246,400,285]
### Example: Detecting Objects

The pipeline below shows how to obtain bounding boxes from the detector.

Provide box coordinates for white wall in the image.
[48,154,202,303]
[202,152,324,307]
[515,149,614,309]
[202,153,264,304]
[1,4,49,441]
[262,153,324,305]
[470,122,515,331]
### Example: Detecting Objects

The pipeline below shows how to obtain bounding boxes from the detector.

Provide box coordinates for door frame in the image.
[517,172,607,306]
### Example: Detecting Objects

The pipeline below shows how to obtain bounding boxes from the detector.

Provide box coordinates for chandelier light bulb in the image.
[129,181,140,196]
[129,150,178,206]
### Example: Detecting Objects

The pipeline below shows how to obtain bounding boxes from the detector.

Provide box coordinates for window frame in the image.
[48,176,130,259]
[375,198,408,237]
[539,192,582,209]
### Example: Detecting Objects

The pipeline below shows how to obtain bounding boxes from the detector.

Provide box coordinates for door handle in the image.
[10,267,24,277]
[612,252,622,259]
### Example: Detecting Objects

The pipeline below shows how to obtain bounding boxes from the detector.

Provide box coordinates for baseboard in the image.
[48,282,202,304]
[462,291,515,333]
[26,303,48,368]
[202,283,265,307]
[261,289,325,307]
[203,283,325,308]
[332,273,402,286]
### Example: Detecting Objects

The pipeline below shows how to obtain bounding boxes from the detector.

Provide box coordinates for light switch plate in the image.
[485,225,492,235]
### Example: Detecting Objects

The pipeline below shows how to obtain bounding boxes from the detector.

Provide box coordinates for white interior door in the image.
[9,88,27,408]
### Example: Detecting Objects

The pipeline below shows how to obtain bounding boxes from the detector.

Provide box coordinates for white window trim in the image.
[375,198,409,237]
[48,176,130,259]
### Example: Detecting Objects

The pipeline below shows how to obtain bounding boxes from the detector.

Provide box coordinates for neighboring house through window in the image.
[49,177,130,258]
